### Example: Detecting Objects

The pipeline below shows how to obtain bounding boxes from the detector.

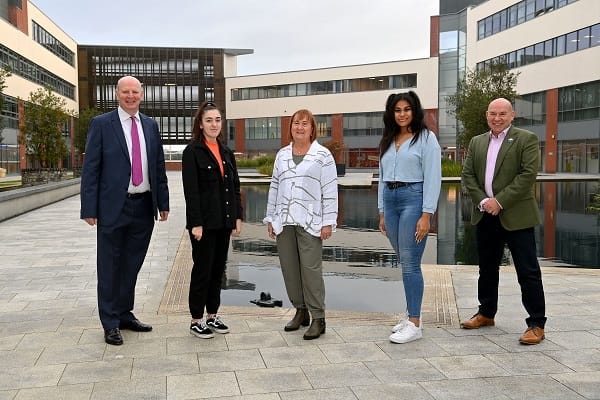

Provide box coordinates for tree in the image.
[20,87,71,168]
[447,62,520,147]
[75,107,101,163]
[0,67,12,144]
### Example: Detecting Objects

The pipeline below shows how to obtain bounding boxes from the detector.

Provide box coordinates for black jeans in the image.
[476,213,546,328]
[188,228,231,319]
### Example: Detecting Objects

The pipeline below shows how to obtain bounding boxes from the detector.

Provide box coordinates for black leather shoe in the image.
[104,328,123,345]
[120,319,152,332]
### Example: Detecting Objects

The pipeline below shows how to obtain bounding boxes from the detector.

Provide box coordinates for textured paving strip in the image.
[159,230,459,327]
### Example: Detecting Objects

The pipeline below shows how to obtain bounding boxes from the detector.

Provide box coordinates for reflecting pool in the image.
[240,182,600,268]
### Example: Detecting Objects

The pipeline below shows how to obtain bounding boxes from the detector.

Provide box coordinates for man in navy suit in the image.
[80,76,169,345]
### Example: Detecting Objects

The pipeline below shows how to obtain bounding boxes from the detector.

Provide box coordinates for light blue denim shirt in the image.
[378,129,442,214]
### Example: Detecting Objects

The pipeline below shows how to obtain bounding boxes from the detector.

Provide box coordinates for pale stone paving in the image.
[0,171,598,399]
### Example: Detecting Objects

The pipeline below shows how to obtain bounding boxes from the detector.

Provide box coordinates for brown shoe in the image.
[519,326,545,345]
[303,318,326,340]
[460,313,495,329]
[284,308,309,332]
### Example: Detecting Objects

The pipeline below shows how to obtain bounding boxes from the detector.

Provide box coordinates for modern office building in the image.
[77,45,252,147]
[0,0,78,173]
[226,57,439,166]
[225,0,599,174]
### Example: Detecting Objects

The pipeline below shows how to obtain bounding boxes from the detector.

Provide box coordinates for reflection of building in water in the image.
[537,181,600,267]
[223,256,256,291]
[240,182,599,268]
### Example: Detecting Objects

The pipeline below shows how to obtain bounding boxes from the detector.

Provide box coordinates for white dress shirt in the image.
[118,107,150,193]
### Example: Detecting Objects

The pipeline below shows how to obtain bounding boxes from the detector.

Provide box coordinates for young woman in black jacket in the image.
[182,101,243,339]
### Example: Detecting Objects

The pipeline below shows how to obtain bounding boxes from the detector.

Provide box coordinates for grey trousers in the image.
[276,225,326,319]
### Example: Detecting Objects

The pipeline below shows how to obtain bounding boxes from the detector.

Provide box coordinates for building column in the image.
[235,119,246,155]
[545,89,558,173]
[18,99,26,171]
[281,116,291,148]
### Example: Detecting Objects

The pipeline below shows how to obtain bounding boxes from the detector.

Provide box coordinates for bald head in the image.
[115,76,143,116]
[486,98,515,136]
[117,76,142,90]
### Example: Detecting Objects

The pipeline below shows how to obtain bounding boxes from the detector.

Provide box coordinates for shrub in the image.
[441,158,462,177]
[236,155,274,168]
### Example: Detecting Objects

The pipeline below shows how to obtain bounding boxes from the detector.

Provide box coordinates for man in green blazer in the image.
[460,98,546,345]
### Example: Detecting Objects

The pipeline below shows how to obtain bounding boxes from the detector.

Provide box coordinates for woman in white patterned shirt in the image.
[264,109,338,340]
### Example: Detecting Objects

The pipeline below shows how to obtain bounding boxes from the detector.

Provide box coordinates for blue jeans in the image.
[383,182,427,318]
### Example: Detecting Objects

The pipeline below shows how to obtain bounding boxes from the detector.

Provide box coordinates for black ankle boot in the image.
[284,308,309,331]
[303,318,326,340]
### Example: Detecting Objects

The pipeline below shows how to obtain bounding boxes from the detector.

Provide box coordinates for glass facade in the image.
[31,21,75,66]
[478,0,578,40]
[0,44,75,99]
[231,74,417,101]
[78,46,229,145]
[0,94,19,173]
[477,23,599,71]
[514,91,546,126]
[558,80,600,122]
[343,112,383,137]
[438,10,468,158]
[244,117,281,140]
[559,139,599,173]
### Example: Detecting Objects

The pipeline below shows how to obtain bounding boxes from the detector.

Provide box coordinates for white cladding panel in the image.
[226,58,438,119]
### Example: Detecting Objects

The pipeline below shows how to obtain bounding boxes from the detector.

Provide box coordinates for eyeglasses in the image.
[204,101,216,107]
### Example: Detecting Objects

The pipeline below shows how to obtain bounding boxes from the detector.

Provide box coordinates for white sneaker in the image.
[389,320,422,344]
[391,311,409,333]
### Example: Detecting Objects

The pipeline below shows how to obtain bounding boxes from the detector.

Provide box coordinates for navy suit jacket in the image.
[80,109,169,226]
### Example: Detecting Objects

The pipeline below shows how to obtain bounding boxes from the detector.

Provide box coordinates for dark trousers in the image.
[97,195,154,330]
[476,213,546,328]
[188,228,231,319]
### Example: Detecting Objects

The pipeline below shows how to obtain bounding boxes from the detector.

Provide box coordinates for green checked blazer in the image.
[461,126,541,231]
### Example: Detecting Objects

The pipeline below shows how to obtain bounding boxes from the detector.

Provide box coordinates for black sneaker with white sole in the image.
[206,316,230,334]
[190,321,214,339]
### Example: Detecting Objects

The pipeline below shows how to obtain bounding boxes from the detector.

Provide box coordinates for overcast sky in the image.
[31,0,438,76]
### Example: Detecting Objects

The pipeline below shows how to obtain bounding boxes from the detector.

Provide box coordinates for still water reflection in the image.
[241,182,600,268]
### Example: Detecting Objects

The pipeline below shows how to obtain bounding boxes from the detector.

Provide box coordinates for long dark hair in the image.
[379,91,428,154]
[191,101,222,142]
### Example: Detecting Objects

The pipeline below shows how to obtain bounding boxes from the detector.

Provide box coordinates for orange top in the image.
[206,140,224,176]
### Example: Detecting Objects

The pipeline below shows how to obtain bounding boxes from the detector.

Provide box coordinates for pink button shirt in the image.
[479,127,509,210]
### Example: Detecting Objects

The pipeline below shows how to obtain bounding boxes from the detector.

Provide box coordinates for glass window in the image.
[485,16,492,37]
[591,24,600,47]
[314,115,331,138]
[499,9,508,31]
[516,48,525,67]
[544,39,554,58]
[566,31,578,53]
[492,13,501,34]
[524,45,534,65]
[312,81,328,95]
[534,42,544,62]
[478,20,485,39]
[508,5,518,27]
[556,35,566,56]
[296,83,306,96]
[578,27,591,50]
[525,0,536,21]
[508,51,517,68]
[517,2,526,24]
[288,84,297,97]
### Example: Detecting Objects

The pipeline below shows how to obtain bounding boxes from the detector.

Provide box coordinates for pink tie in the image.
[130,116,143,186]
